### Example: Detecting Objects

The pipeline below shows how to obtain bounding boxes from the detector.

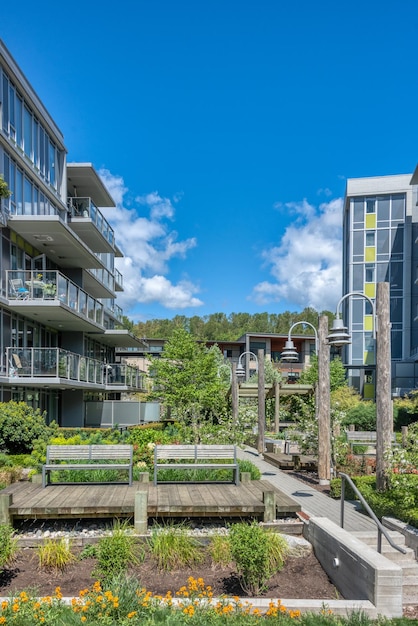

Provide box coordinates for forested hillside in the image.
[120,307,334,341]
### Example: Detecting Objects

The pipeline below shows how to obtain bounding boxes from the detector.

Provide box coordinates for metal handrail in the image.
[339,472,406,554]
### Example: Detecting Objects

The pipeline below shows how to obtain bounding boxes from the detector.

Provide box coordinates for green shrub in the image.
[36,537,76,571]
[228,521,271,595]
[266,530,290,572]
[0,524,18,569]
[237,459,261,480]
[0,453,13,467]
[93,520,142,584]
[344,402,376,431]
[148,522,204,570]
[0,401,57,454]
[209,533,232,567]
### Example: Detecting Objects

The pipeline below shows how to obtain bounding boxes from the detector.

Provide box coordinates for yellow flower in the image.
[127,611,137,618]
[81,617,87,623]
[0,617,6,624]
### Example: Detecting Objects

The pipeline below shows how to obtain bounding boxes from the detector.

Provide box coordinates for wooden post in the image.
[0,493,12,525]
[376,282,392,492]
[257,349,265,454]
[274,380,280,434]
[241,472,251,483]
[231,362,238,436]
[401,426,408,448]
[134,491,148,534]
[263,490,275,522]
[317,315,331,484]
[138,472,149,483]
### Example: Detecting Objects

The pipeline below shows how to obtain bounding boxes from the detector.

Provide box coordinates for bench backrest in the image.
[46,444,133,462]
[155,444,236,462]
[345,431,396,443]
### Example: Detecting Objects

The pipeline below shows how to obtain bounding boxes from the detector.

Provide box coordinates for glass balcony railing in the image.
[114,268,123,289]
[67,197,115,247]
[86,267,115,292]
[102,299,124,323]
[6,347,145,389]
[7,270,104,327]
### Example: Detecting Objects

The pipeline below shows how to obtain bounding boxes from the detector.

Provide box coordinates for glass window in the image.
[390,262,403,290]
[15,168,23,215]
[352,298,363,323]
[353,231,364,255]
[365,265,374,282]
[366,198,376,213]
[390,297,403,323]
[376,262,389,282]
[353,198,364,223]
[391,227,404,255]
[377,229,389,254]
[391,194,405,221]
[24,177,32,214]
[49,141,56,186]
[377,196,390,221]
[366,232,375,246]
[15,95,22,148]
[352,264,363,290]
[24,106,32,158]
[2,75,9,132]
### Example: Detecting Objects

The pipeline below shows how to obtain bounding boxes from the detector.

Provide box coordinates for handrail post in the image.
[340,475,345,528]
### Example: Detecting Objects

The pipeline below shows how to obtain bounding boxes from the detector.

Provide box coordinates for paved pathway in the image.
[238,447,377,532]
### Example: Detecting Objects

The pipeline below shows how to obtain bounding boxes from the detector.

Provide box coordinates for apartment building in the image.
[0,39,145,426]
[343,169,418,397]
[117,332,317,383]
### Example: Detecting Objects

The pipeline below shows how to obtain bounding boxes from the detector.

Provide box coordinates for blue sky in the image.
[3,0,418,321]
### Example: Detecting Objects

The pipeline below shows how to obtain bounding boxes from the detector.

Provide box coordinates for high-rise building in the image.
[343,169,418,397]
[0,39,145,426]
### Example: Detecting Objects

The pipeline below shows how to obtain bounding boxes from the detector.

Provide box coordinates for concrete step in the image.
[353,530,406,547]
[403,574,418,599]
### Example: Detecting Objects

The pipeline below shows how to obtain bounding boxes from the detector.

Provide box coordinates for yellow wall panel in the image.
[364,284,376,298]
[364,350,375,365]
[364,315,374,331]
[365,214,376,229]
[363,384,375,400]
[365,247,376,261]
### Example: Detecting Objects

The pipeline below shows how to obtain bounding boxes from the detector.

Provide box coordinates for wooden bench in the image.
[153,444,240,486]
[42,444,133,487]
[345,431,399,452]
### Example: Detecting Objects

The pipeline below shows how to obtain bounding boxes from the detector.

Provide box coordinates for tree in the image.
[299,355,347,391]
[0,175,12,200]
[149,328,228,432]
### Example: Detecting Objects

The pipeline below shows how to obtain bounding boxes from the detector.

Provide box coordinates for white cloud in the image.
[98,169,203,313]
[251,198,343,312]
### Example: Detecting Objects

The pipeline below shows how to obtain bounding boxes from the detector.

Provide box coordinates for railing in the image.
[67,197,115,247]
[339,472,406,554]
[86,267,115,292]
[6,347,145,389]
[7,270,104,327]
[102,299,123,323]
[114,268,123,289]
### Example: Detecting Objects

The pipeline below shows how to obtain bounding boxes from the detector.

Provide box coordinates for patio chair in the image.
[9,278,29,299]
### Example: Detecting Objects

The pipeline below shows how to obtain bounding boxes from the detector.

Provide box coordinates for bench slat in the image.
[153,444,239,486]
[42,444,133,487]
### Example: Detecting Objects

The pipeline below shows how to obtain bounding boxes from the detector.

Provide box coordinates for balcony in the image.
[6,347,145,391]
[7,270,104,332]
[114,268,123,291]
[67,197,115,253]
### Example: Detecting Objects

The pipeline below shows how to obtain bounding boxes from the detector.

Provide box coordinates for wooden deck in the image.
[263,452,317,471]
[1,479,301,522]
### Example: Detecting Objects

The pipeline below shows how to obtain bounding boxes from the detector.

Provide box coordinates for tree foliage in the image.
[0,175,12,199]
[129,307,334,341]
[0,401,56,454]
[299,355,347,391]
[149,328,228,426]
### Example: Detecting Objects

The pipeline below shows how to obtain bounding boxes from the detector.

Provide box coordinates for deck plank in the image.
[3,479,300,522]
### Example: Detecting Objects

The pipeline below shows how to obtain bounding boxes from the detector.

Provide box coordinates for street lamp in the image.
[236,351,259,381]
[327,284,391,491]
[327,291,376,347]
[281,321,319,362]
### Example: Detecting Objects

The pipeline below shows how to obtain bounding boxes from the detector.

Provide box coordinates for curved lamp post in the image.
[327,291,376,347]
[327,285,390,491]
[236,351,259,381]
[281,321,319,362]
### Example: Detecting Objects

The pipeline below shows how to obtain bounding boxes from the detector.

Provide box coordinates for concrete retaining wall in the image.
[383,516,418,559]
[308,517,403,618]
